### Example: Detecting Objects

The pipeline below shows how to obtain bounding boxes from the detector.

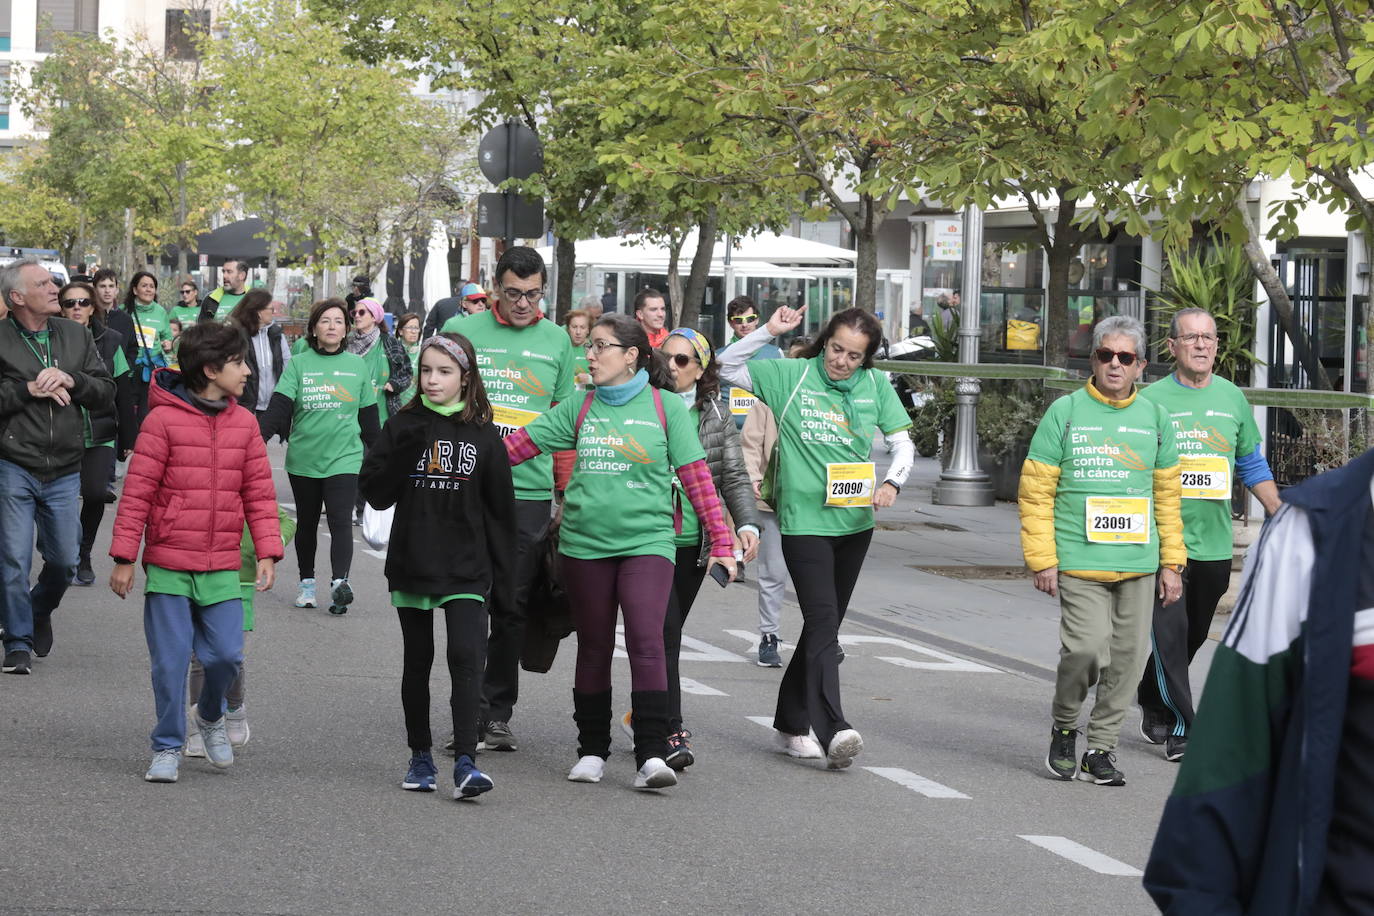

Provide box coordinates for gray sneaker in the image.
[483,720,517,752]
[185,705,206,758]
[225,705,250,748]
[145,748,181,783]
[197,713,234,769]
[757,634,782,667]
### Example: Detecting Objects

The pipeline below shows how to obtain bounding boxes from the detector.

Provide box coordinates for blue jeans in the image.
[0,460,80,655]
[145,593,245,751]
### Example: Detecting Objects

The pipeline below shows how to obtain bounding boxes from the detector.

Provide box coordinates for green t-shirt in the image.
[358,340,392,424]
[84,346,131,449]
[128,302,172,366]
[292,336,309,355]
[272,348,378,478]
[444,311,574,501]
[212,291,245,320]
[570,343,591,390]
[1025,385,1179,573]
[526,384,705,561]
[748,358,911,537]
[674,405,703,548]
[145,563,242,606]
[390,591,485,610]
[169,304,200,329]
[1140,374,1260,561]
[399,344,420,404]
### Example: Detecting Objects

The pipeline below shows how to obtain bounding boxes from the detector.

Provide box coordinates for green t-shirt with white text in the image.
[169,304,201,329]
[272,348,378,478]
[444,310,574,501]
[128,302,172,370]
[1140,374,1260,561]
[212,291,245,320]
[526,385,704,561]
[748,358,911,537]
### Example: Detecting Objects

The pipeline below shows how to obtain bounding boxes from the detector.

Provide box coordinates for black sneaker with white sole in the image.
[1139,706,1169,745]
[1046,727,1078,780]
[1078,749,1126,786]
[483,720,517,751]
[1165,733,1187,762]
[3,650,32,674]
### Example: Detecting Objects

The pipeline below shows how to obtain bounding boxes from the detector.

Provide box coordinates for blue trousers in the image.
[145,593,244,751]
[0,461,80,655]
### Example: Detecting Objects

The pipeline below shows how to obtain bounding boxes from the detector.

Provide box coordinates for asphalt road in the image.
[0,454,1174,916]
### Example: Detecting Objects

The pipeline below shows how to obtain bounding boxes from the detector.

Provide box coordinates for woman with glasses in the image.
[504,315,736,790]
[170,279,201,328]
[227,290,292,424]
[258,298,380,615]
[348,298,412,423]
[59,281,136,586]
[718,306,914,771]
[123,271,172,422]
[639,327,759,771]
[394,313,422,405]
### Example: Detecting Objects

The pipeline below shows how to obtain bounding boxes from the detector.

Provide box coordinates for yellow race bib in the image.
[491,404,541,439]
[1179,455,1231,500]
[1085,496,1151,544]
[825,462,876,508]
[728,388,756,417]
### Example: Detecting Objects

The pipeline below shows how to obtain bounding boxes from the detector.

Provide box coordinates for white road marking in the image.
[360,547,386,561]
[837,635,1000,673]
[1017,836,1143,876]
[613,627,749,663]
[680,678,727,696]
[862,767,970,799]
[745,716,775,729]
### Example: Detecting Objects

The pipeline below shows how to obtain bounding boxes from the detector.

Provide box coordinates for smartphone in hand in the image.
[709,564,730,588]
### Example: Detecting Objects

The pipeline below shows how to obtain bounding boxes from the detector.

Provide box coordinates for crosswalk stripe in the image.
[680,678,727,696]
[1017,835,1143,876]
[862,766,970,799]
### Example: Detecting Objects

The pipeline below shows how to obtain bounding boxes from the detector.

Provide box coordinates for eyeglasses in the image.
[1093,347,1139,366]
[180,288,197,295]
[584,340,629,354]
[61,298,93,308]
[502,287,544,304]
[669,353,698,368]
[729,313,759,324]
[1173,333,1218,346]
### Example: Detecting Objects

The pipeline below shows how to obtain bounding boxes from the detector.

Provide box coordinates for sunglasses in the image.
[61,297,93,308]
[180,288,196,295]
[1093,347,1139,366]
[729,313,759,323]
[354,309,372,317]
[669,353,698,368]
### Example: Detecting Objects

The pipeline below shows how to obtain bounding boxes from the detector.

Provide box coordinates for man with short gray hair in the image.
[0,259,115,673]
[1136,307,1281,761]
[1019,314,1186,786]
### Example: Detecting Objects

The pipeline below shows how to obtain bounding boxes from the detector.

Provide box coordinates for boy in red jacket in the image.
[109,322,284,784]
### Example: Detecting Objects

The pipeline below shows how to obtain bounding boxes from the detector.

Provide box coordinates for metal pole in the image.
[723,233,735,346]
[933,204,995,506]
[504,119,516,246]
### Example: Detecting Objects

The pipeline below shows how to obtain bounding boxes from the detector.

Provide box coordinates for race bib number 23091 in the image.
[1085,496,1151,544]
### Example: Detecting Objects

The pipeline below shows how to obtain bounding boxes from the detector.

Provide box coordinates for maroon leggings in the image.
[561,554,674,693]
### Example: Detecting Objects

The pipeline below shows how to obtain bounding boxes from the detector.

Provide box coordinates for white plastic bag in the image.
[361,503,395,551]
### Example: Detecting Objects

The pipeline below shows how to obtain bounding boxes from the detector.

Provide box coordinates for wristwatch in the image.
[883,479,901,494]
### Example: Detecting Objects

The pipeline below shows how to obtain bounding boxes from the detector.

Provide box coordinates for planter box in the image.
[940,438,1030,502]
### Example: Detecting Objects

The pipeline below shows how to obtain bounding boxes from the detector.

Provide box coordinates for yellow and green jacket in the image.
[1019,380,1186,581]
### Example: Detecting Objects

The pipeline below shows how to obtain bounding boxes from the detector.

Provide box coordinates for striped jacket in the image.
[1143,448,1374,913]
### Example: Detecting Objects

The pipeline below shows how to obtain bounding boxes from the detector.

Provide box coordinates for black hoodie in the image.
[359,403,516,606]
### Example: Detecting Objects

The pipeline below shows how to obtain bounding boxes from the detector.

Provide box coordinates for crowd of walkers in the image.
[5,244,1372,910]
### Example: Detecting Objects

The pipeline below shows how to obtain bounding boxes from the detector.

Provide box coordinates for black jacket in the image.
[358,405,516,607]
[0,316,116,480]
[89,319,138,453]
[240,324,286,413]
[423,298,463,339]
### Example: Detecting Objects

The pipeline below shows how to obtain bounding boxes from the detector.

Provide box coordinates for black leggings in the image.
[664,544,708,731]
[774,529,873,749]
[288,473,356,581]
[397,601,488,756]
[78,445,116,558]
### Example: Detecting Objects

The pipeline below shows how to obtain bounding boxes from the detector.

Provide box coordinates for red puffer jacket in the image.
[110,370,284,571]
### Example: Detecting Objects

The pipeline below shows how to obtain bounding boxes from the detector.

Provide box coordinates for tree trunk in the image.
[175,161,190,278]
[266,241,279,302]
[852,193,878,312]
[122,207,136,279]
[309,224,325,302]
[1043,241,1074,371]
[666,230,686,326]
[679,208,719,330]
[1237,206,1332,390]
[555,235,576,321]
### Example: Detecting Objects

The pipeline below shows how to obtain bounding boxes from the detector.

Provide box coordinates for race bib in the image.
[1085,496,1151,544]
[728,388,756,417]
[491,404,541,439]
[1179,455,1231,500]
[825,462,876,508]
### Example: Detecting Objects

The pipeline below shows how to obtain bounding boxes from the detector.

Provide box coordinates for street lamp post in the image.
[933,204,995,507]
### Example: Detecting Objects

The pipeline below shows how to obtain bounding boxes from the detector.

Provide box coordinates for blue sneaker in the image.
[453,755,493,799]
[402,751,437,792]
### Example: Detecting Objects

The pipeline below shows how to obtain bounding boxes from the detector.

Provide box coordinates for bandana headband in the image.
[421,335,470,371]
[666,327,711,368]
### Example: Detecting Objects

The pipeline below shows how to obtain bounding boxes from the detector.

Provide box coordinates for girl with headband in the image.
[359,332,515,801]
[617,327,759,771]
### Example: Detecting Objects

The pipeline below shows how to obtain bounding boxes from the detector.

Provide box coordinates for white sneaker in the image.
[826,728,863,770]
[185,705,206,758]
[567,755,605,783]
[633,757,678,790]
[775,731,824,759]
[225,705,250,748]
[294,578,317,608]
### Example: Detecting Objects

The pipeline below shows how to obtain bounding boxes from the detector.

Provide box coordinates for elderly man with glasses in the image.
[1133,307,1281,763]
[1019,314,1186,787]
[440,246,574,754]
